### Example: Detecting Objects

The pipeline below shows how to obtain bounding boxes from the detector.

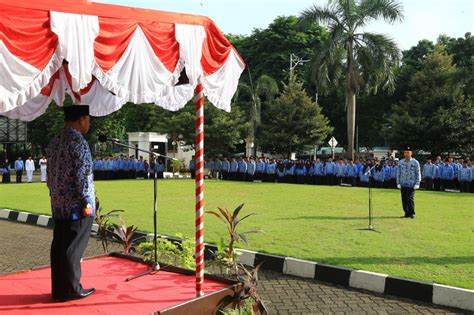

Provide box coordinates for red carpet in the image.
[0,256,228,314]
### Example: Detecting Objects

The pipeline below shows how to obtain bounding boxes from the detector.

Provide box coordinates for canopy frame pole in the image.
[194,80,205,297]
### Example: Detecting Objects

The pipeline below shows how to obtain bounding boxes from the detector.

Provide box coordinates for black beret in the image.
[63,105,90,121]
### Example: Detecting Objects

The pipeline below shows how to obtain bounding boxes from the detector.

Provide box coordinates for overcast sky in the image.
[95,0,473,51]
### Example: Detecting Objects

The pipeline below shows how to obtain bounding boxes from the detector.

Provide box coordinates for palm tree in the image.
[299,0,403,158]
[234,73,278,156]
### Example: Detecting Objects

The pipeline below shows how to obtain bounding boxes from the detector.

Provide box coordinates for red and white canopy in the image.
[0,0,245,121]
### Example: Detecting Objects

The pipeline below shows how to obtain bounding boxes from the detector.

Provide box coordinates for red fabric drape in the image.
[94,18,180,73]
[0,7,57,70]
[201,21,233,76]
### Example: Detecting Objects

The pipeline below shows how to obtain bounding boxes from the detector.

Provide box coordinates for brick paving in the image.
[0,220,469,314]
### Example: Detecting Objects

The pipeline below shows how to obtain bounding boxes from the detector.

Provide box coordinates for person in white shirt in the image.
[39,155,47,182]
[25,156,35,183]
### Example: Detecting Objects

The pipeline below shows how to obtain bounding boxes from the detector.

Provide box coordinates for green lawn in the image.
[1,179,473,289]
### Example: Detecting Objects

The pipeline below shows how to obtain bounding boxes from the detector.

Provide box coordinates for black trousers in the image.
[51,217,93,298]
[424,178,434,190]
[16,170,23,183]
[401,187,415,217]
[460,181,470,193]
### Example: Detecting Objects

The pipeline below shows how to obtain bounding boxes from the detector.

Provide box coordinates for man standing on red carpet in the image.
[47,105,96,302]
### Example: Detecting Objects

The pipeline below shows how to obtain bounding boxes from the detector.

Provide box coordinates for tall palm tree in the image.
[299,0,403,158]
[234,73,278,156]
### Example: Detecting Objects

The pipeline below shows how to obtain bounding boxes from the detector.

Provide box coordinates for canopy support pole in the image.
[194,80,205,297]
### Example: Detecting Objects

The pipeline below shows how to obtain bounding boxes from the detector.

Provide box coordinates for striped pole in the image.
[194,80,205,297]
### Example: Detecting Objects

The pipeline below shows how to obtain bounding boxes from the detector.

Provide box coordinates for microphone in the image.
[98,135,120,143]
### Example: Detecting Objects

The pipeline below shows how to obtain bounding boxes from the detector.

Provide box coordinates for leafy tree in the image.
[299,0,403,158]
[258,80,333,157]
[385,45,473,156]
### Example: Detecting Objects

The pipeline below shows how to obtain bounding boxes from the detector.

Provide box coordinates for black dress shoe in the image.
[58,288,96,302]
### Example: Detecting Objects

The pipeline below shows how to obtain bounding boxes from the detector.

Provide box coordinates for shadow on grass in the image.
[311,256,474,266]
[276,216,400,221]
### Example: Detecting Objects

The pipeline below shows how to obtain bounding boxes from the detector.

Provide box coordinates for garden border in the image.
[1,208,472,312]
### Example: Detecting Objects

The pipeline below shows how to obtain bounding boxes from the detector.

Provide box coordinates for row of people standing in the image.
[190,156,473,193]
[92,156,166,180]
[1,156,45,183]
[422,157,473,192]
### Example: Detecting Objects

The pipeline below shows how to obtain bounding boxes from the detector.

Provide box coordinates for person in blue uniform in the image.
[396,147,421,219]
[189,156,196,179]
[229,157,238,181]
[335,159,345,185]
[265,159,277,183]
[422,158,436,190]
[276,161,285,183]
[325,158,336,185]
[246,157,256,182]
[238,157,247,181]
[372,160,384,188]
[295,160,306,184]
[359,162,370,187]
[221,157,230,180]
[439,159,454,191]
[314,158,323,185]
[47,105,96,302]
[458,160,472,193]
[14,157,24,183]
[157,159,165,179]
[255,157,266,181]
[346,159,358,186]
[284,160,296,183]
[1,159,11,183]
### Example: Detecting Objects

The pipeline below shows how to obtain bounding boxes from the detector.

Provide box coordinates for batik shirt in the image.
[396,158,421,188]
[47,126,95,220]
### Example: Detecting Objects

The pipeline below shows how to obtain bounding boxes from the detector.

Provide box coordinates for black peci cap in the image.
[403,146,412,152]
[63,105,90,121]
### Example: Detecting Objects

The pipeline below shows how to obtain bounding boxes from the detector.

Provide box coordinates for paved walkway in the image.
[0,220,468,314]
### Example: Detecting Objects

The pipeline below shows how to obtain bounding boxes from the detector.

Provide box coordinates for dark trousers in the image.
[401,187,415,217]
[460,181,470,193]
[51,217,93,298]
[348,176,356,186]
[16,170,23,183]
[434,178,441,191]
[424,178,434,190]
[2,173,11,183]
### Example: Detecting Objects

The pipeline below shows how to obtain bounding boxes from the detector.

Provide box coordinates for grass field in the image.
[1,179,473,289]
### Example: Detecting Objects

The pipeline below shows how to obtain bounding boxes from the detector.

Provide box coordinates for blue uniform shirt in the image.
[396,158,421,188]
[47,126,95,220]
[423,163,436,179]
[230,160,238,172]
[14,160,24,171]
[458,167,472,182]
[247,161,256,175]
[439,164,454,180]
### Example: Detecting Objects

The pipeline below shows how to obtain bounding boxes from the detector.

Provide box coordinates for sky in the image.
[95,0,473,51]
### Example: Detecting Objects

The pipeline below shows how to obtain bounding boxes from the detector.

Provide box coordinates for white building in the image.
[127,132,195,169]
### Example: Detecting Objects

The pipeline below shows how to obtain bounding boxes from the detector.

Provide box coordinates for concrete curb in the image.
[1,208,473,312]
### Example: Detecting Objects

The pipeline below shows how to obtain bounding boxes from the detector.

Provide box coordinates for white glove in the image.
[414,185,420,190]
[397,184,401,189]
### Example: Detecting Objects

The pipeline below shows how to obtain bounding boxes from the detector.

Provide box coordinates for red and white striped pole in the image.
[194,80,205,297]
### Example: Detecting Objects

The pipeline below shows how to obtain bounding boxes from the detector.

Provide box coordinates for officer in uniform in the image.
[458,160,472,193]
[423,158,436,190]
[229,157,238,181]
[396,147,421,219]
[47,105,96,301]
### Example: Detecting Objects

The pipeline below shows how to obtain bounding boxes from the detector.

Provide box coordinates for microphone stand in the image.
[362,165,381,233]
[103,139,176,280]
